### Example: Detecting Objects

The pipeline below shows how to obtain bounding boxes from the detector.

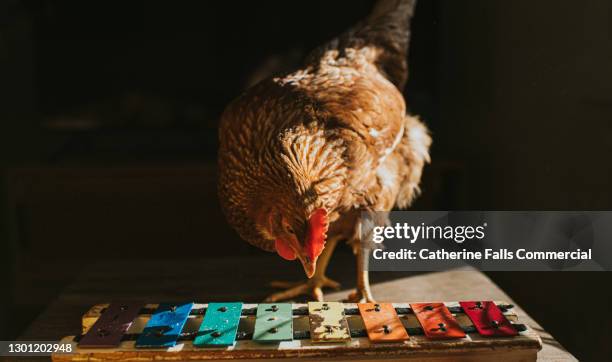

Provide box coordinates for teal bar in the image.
[194,302,243,347]
[253,303,293,343]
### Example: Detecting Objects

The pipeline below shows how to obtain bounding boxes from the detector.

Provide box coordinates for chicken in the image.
[218,0,430,302]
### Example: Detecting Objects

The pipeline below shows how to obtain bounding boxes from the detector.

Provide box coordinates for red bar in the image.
[460,301,518,337]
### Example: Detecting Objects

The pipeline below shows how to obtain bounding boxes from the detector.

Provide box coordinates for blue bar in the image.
[135,302,194,348]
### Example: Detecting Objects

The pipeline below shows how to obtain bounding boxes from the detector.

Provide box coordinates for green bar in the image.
[253,303,293,343]
[194,302,243,347]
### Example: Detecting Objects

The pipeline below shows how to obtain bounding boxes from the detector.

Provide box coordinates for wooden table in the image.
[16,252,576,361]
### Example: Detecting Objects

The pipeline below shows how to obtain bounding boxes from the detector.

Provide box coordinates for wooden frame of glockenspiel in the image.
[53,301,542,361]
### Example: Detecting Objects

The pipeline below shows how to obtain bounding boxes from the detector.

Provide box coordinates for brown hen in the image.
[218,0,430,302]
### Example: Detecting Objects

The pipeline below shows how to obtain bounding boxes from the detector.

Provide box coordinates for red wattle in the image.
[275,239,297,260]
[306,208,328,261]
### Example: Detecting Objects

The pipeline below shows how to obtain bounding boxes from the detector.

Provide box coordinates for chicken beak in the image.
[300,256,317,278]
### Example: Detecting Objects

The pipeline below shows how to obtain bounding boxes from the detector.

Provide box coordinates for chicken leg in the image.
[265,236,341,302]
[347,243,376,302]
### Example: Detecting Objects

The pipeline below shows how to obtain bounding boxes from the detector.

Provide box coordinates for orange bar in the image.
[411,303,466,339]
[358,303,409,343]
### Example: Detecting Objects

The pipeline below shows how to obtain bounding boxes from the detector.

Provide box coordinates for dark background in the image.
[1,0,611,360]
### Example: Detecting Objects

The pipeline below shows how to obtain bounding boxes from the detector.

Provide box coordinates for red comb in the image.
[305,208,328,261]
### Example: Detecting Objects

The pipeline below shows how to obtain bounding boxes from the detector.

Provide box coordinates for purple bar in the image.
[79,302,143,348]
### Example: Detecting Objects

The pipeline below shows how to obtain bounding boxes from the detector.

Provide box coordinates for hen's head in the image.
[257,205,328,278]
[250,127,346,278]
[218,80,347,279]
[247,126,345,278]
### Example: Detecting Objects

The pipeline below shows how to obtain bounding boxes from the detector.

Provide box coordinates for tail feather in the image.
[363,0,416,89]
[306,0,417,90]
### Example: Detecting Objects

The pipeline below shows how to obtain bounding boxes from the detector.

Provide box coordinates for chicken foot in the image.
[265,237,340,302]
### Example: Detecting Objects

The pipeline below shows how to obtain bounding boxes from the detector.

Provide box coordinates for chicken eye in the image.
[281,217,295,235]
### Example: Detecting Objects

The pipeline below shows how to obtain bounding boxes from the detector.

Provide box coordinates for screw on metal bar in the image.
[218,306,228,312]
[146,327,166,338]
[325,325,333,333]
[271,305,278,312]
[268,316,277,321]
[269,327,278,334]
[211,331,222,337]
[236,331,249,339]
[438,323,447,332]
[322,303,329,311]
[424,305,434,311]
[383,325,391,334]
[491,320,500,328]
[374,304,381,312]
[170,305,177,312]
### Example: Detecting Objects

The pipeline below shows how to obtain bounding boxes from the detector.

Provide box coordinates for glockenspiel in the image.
[53,301,542,361]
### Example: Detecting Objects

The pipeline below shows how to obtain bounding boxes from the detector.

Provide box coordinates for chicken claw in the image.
[265,276,341,302]
[346,287,376,303]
